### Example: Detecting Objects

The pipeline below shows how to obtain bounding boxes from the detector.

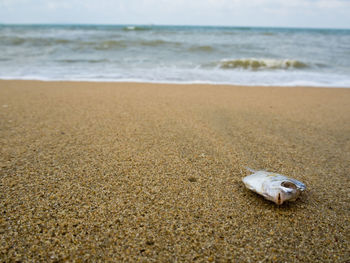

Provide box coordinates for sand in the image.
[0,80,349,262]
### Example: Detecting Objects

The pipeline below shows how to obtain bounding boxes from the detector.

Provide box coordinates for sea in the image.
[1,24,350,87]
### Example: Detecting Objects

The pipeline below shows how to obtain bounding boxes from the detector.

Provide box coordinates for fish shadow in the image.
[239,182,308,210]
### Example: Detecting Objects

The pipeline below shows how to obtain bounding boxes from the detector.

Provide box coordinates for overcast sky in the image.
[0,0,349,28]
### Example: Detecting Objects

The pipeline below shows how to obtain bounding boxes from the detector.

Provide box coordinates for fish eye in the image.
[281,181,297,190]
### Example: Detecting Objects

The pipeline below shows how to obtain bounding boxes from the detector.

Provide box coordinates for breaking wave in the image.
[218,58,309,70]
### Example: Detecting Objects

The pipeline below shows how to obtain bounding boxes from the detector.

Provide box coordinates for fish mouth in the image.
[280,181,303,204]
[277,193,283,205]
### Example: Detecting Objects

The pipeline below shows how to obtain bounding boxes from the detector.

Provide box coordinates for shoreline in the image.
[0,78,349,89]
[1,80,349,261]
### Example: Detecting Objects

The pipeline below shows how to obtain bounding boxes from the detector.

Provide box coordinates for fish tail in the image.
[245,166,256,173]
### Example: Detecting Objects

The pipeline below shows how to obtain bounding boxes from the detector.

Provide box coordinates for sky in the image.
[0,0,350,29]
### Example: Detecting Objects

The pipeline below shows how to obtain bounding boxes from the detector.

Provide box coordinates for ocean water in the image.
[0,24,350,87]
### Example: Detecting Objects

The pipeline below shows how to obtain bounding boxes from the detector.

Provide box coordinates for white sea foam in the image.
[218,58,309,70]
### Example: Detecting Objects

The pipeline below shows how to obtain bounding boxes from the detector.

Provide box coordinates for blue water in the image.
[1,24,350,87]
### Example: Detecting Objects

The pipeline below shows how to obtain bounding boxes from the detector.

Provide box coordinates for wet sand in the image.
[0,80,349,262]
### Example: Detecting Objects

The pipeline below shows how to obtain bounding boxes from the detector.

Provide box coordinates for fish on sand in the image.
[242,168,306,205]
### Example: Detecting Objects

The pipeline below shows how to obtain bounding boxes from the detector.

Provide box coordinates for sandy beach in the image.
[0,80,349,262]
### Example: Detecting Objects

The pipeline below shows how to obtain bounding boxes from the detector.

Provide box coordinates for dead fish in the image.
[242,168,306,205]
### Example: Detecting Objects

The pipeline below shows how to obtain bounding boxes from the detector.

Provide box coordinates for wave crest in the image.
[94,40,127,50]
[188,45,214,52]
[219,58,309,70]
[3,36,71,46]
[123,26,150,31]
[56,59,109,63]
[140,39,179,46]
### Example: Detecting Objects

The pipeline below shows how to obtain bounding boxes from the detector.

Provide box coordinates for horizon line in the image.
[0,23,349,31]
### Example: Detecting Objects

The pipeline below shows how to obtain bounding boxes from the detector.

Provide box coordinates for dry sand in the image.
[0,80,349,262]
